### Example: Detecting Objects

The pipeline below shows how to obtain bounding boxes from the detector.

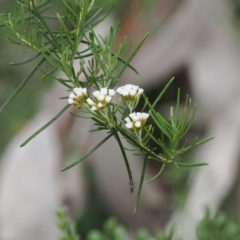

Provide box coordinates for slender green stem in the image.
[113,130,133,184]
[134,155,148,214]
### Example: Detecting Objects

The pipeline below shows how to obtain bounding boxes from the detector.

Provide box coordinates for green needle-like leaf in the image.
[61,132,114,171]
[151,77,175,109]
[20,104,70,147]
[176,136,214,155]
[176,162,209,168]
[111,32,149,88]
[10,53,41,65]
[145,163,166,184]
[0,57,46,114]
[134,155,148,214]
[113,131,133,186]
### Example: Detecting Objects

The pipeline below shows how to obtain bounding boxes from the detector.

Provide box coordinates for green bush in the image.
[57,208,240,240]
[196,209,240,240]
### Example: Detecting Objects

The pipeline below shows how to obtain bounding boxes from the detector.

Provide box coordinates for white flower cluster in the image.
[68,85,149,130]
[116,84,144,101]
[86,88,115,111]
[125,112,149,130]
[68,87,88,108]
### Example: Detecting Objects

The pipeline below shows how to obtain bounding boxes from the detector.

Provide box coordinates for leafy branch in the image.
[0,0,212,213]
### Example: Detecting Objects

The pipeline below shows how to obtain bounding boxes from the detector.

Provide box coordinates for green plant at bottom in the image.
[196,209,240,240]
[57,208,240,240]
[57,207,80,240]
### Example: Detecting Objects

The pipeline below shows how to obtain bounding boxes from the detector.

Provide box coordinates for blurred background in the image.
[1,0,240,239]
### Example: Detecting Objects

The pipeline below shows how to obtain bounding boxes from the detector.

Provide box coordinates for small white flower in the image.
[125,112,149,130]
[117,84,144,101]
[88,88,115,111]
[68,87,88,108]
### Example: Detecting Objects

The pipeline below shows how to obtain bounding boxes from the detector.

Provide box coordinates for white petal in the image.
[108,89,115,96]
[129,112,138,121]
[82,88,87,95]
[122,90,129,96]
[136,112,142,118]
[105,96,112,102]
[98,103,103,108]
[69,92,75,99]
[100,88,107,95]
[141,112,149,119]
[97,94,105,101]
[116,87,123,93]
[125,117,131,123]
[86,98,94,105]
[73,87,82,96]
[68,99,74,104]
[129,89,136,96]
[134,121,141,128]
[126,122,133,129]
[126,84,134,89]
[92,90,100,97]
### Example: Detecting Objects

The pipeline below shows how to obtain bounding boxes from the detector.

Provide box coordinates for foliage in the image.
[196,209,240,240]
[57,208,240,240]
[57,208,174,240]
[0,0,212,213]
[57,207,80,240]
